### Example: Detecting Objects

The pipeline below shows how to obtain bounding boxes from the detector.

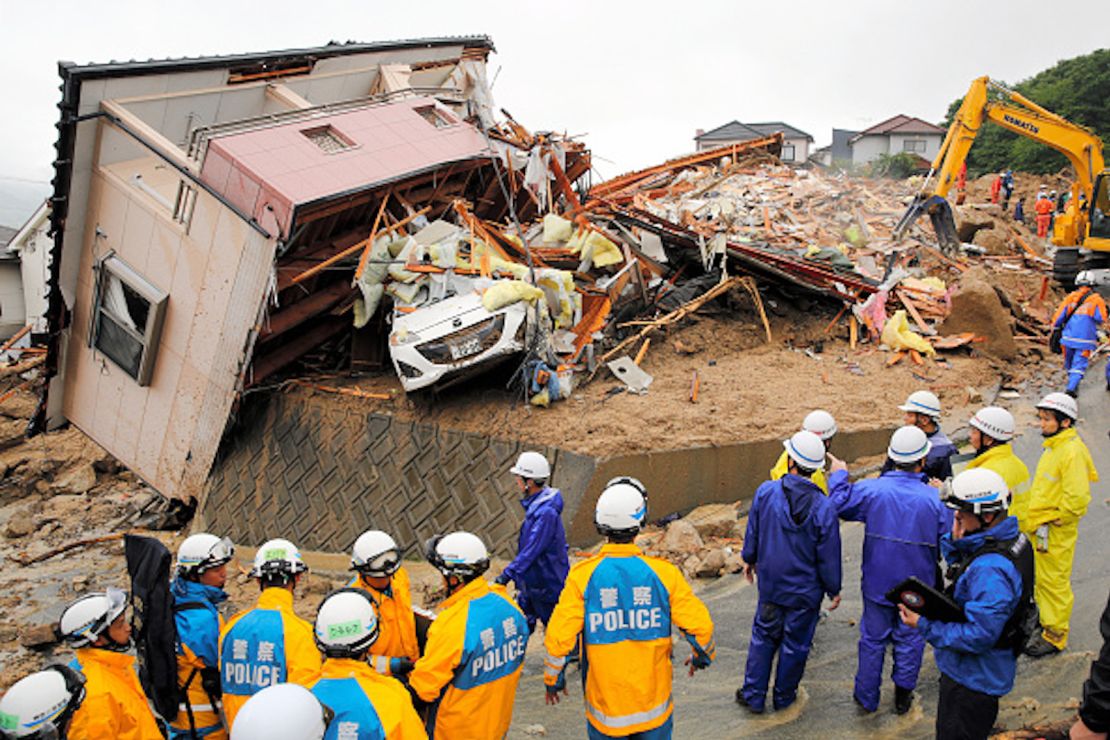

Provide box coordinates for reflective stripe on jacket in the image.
[832,469,948,603]
[170,578,228,738]
[1024,427,1098,531]
[348,566,420,672]
[502,487,571,603]
[770,451,829,494]
[920,516,1023,696]
[1054,287,1108,350]
[742,475,841,608]
[309,658,427,740]
[409,579,528,739]
[966,444,1031,527]
[543,543,715,737]
[219,587,322,730]
[68,647,164,740]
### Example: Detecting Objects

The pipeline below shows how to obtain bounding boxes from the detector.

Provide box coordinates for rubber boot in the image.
[894,685,914,715]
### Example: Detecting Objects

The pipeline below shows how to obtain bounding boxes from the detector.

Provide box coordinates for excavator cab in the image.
[1090,172,1110,241]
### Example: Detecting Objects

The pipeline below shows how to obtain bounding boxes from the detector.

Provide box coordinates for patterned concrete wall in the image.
[199,392,596,557]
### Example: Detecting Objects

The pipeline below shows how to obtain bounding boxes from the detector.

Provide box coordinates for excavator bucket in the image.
[893,194,961,253]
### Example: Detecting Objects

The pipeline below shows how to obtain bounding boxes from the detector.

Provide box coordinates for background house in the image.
[811,128,860,167]
[0,225,22,338]
[695,121,813,163]
[849,115,945,166]
[7,202,51,337]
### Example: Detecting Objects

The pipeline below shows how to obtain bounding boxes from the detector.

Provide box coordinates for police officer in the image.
[0,665,87,739]
[544,477,715,739]
[348,530,420,677]
[495,452,570,633]
[740,431,841,714]
[220,539,322,729]
[899,469,1030,740]
[309,589,427,739]
[171,533,235,739]
[769,410,838,493]
[229,684,332,740]
[408,531,528,739]
[965,407,1031,524]
[57,588,163,739]
[885,390,958,481]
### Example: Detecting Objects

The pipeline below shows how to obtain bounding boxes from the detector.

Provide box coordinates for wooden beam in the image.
[260,282,355,342]
[289,207,430,285]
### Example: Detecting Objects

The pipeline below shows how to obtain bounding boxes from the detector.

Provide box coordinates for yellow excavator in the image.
[894,76,1110,286]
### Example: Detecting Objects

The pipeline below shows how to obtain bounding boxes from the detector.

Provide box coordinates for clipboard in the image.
[885,577,966,623]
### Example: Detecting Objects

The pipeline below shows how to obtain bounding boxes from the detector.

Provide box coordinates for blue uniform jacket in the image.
[920,516,1024,696]
[172,578,227,669]
[880,429,958,481]
[831,469,948,605]
[741,475,841,609]
[502,487,570,604]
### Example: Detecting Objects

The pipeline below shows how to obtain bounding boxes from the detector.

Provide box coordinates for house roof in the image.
[0,226,19,261]
[697,120,813,143]
[850,115,945,142]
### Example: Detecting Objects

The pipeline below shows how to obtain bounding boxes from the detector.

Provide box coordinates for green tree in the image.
[942,48,1110,176]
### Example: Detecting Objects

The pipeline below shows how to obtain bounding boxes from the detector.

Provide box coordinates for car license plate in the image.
[449,336,482,360]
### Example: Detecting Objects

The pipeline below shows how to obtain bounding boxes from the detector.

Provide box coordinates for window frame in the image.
[414,105,456,129]
[781,143,796,162]
[88,253,168,386]
[902,139,927,153]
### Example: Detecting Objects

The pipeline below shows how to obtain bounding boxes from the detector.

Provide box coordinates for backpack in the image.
[944,532,1039,655]
[1049,289,1095,354]
[125,535,221,736]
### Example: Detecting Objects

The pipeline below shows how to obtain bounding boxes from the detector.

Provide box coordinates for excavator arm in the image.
[894,76,1106,260]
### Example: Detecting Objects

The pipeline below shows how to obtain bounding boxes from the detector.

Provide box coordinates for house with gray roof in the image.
[694,120,814,163]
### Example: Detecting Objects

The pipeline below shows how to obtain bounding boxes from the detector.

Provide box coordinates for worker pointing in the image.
[544,477,715,739]
[769,410,838,493]
[347,530,421,678]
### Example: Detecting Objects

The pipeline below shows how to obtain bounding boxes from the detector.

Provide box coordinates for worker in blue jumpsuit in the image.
[737,431,842,714]
[882,391,958,481]
[495,451,570,633]
[830,425,949,715]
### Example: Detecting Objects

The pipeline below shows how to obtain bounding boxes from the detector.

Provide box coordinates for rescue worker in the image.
[965,407,1031,525]
[220,538,322,729]
[769,410,838,494]
[1002,170,1015,210]
[1050,279,1108,396]
[1014,197,1026,225]
[171,533,234,739]
[739,431,841,714]
[494,451,571,633]
[1036,191,1054,238]
[544,478,715,739]
[956,161,968,205]
[229,684,332,740]
[56,588,163,739]
[990,172,1002,204]
[899,469,1029,740]
[831,425,949,714]
[347,530,420,677]
[1022,392,1098,657]
[409,531,528,739]
[884,390,958,481]
[309,589,427,739]
[0,665,87,739]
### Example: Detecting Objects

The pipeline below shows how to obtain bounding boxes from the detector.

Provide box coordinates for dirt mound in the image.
[940,267,1018,360]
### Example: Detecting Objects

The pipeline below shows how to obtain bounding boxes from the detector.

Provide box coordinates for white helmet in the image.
[887,425,932,465]
[0,665,86,739]
[57,588,128,648]
[424,532,490,581]
[899,390,942,419]
[802,410,838,441]
[176,534,235,578]
[314,589,380,658]
[350,530,401,578]
[510,451,551,481]
[595,478,647,537]
[251,539,308,580]
[969,406,1015,442]
[944,468,1010,515]
[783,431,826,471]
[229,684,332,740]
[1036,392,1078,421]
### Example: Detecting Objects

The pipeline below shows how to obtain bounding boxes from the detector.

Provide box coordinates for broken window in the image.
[902,139,927,153]
[89,255,167,386]
[302,125,355,154]
[414,105,454,129]
[781,144,796,162]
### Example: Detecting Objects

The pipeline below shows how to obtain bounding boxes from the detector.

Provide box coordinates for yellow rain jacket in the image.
[1022,427,1098,648]
[348,568,420,676]
[308,658,427,739]
[219,587,322,730]
[409,579,528,739]
[965,443,1031,525]
[770,450,828,494]
[544,543,716,737]
[68,647,163,740]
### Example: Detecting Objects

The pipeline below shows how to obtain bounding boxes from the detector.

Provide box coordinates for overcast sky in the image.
[1,0,1108,191]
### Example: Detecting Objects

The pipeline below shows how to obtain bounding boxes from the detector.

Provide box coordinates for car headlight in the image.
[390,329,423,346]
